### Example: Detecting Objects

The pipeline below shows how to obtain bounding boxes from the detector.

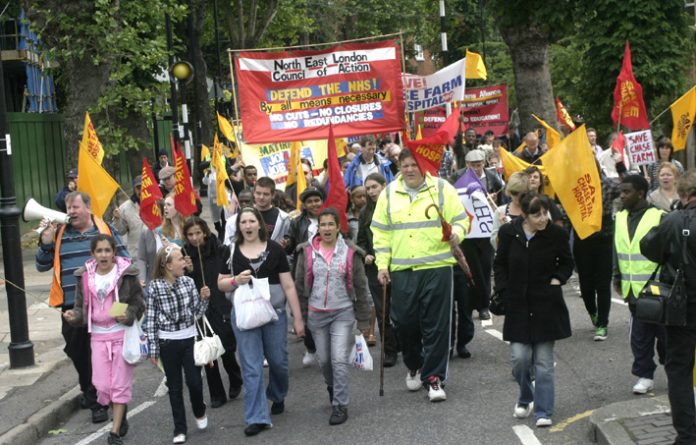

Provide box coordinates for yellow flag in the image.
[499,147,555,197]
[465,49,487,80]
[286,141,301,187]
[217,113,237,144]
[670,86,696,151]
[295,151,307,211]
[541,125,602,239]
[212,141,229,207]
[200,144,211,162]
[76,146,119,218]
[416,125,423,140]
[79,112,105,164]
[532,114,562,150]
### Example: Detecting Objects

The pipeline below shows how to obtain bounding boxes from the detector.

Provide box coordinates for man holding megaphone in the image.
[34,191,128,424]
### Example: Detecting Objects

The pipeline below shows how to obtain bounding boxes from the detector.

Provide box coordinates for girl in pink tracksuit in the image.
[65,234,145,445]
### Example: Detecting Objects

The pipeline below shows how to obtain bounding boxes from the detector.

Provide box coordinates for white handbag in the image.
[122,318,148,365]
[193,315,225,366]
[233,277,278,331]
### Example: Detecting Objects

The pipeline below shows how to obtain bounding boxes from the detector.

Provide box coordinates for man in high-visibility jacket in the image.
[36,192,128,423]
[612,174,665,395]
[372,149,468,402]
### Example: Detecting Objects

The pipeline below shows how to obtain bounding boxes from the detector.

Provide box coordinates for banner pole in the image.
[398,31,413,137]
[225,31,403,53]
[227,51,240,126]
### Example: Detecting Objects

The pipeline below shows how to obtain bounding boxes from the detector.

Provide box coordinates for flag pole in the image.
[196,243,206,287]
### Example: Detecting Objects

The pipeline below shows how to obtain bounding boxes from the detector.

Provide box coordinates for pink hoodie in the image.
[82,256,132,337]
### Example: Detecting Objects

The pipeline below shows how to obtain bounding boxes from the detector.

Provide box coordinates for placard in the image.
[625,129,656,166]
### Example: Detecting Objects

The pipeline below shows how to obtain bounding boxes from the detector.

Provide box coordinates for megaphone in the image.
[22,198,71,226]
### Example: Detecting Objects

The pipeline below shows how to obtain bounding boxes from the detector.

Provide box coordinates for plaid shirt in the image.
[144,276,208,358]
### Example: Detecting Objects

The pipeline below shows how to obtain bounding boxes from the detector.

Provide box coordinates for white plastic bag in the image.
[194,315,226,366]
[349,334,373,371]
[122,318,148,365]
[233,277,278,331]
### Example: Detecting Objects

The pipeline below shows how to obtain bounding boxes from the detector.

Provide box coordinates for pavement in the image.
[0,229,687,445]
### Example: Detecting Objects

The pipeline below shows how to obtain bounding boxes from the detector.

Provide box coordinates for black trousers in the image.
[451,267,475,351]
[573,234,613,327]
[160,337,206,436]
[366,264,398,355]
[666,322,696,444]
[391,267,452,381]
[61,314,98,408]
[201,313,243,402]
[461,238,493,311]
[628,302,667,379]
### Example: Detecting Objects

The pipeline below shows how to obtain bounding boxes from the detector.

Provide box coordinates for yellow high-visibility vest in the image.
[614,207,663,298]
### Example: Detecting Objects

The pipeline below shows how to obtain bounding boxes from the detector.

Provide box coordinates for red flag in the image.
[323,125,349,233]
[404,107,461,176]
[139,158,163,230]
[611,130,630,170]
[171,142,199,217]
[611,41,650,130]
[555,97,576,131]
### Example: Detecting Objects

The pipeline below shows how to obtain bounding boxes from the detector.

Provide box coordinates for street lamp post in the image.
[0,51,34,368]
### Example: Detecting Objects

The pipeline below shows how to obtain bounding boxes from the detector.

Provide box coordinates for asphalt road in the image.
[37,278,662,445]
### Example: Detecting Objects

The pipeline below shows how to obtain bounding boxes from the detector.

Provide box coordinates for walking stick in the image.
[379,283,387,397]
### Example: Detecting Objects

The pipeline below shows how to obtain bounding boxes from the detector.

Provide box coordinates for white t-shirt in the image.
[95,267,117,303]
[358,161,378,184]
[307,217,319,240]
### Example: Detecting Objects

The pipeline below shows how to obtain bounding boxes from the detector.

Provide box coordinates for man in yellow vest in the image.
[612,175,665,395]
[372,149,469,403]
[36,192,128,423]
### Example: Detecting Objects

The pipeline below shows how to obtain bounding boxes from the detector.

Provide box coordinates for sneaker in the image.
[478,309,491,320]
[228,386,242,400]
[195,415,208,430]
[405,369,422,391]
[302,351,316,367]
[513,402,533,419]
[590,313,599,327]
[107,432,123,445]
[244,423,271,436]
[271,400,285,415]
[91,405,109,424]
[329,405,348,425]
[632,378,654,394]
[172,434,186,444]
[427,376,446,402]
[383,351,398,368]
[594,326,608,341]
[210,398,226,408]
[536,417,553,427]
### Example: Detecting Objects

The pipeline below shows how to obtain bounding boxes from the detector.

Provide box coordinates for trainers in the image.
[384,351,398,367]
[478,309,491,320]
[590,313,599,327]
[633,378,654,394]
[329,405,348,425]
[195,415,208,430]
[271,400,285,415]
[427,376,447,402]
[244,423,271,436]
[302,351,316,367]
[594,326,608,341]
[107,432,123,445]
[405,369,422,391]
[536,417,553,427]
[172,433,186,444]
[513,402,534,419]
[91,405,109,424]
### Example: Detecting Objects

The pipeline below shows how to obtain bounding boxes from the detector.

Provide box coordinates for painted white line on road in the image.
[611,298,628,306]
[480,318,493,327]
[154,376,168,398]
[73,400,156,445]
[485,328,508,343]
[512,425,543,445]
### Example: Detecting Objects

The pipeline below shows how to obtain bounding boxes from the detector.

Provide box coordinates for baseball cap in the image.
[158,166,176,180]
[68,168,78,179]
[133,175,142,187]
[465,150,485,162]
[300,186,325,202]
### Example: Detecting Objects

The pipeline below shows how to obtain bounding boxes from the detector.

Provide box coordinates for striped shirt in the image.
[144,276,208,358]
[35,220,128,308]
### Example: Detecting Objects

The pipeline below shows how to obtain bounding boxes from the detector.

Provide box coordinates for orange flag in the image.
[139,158,163,230]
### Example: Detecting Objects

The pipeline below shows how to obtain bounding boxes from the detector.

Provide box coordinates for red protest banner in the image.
[235,40,406,144]
[415,107,448,139]
[172,145,199,217]
[459,84,509,135]
[139,158,163,230]
[611,41,650,130]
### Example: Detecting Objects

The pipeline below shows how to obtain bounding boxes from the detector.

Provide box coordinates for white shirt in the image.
[95,267,117,304]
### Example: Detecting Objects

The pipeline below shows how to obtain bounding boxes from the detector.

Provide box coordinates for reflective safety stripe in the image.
[438,179,445,209]
[621,273,654,282]
[391,251,453,265]
[452,211,469,222]
[374,247,391,253]
[371,220,441,230]
[371,220,390,230]
[616,253,649,261]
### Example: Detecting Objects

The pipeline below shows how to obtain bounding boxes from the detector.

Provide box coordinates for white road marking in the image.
[485,328,508,343]
[154,376,168,398]
[612,298,628,306]
[480,318,493,327]
[512,425,543,445]
[73,400,156,445]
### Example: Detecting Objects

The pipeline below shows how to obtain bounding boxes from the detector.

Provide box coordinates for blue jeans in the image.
[309,307,355,407]
[231,309,288,425]
[510,341,555,419]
